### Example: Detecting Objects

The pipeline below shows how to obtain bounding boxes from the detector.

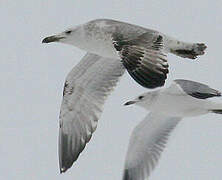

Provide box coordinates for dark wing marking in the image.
[113,32,169,89]
[211,109,222,114]
[123,169,130,180]
[174,79,221,99]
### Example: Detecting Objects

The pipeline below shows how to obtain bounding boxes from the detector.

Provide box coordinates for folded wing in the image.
[59,53,125,173]
[174,79,221,99]
[123,112,181,180]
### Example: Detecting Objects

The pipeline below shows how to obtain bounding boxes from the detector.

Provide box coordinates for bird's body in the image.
[153,93,210,117]
[123,79,222,180]
[57,19,152,58]
[43,19,207,89]
[145,88,218,117]
[134,80,222,117]
[49,19,205,60]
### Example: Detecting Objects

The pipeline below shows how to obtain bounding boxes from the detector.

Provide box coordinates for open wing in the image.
[123,112,181,180]
[113,32,169,89]
[59,53,125,173]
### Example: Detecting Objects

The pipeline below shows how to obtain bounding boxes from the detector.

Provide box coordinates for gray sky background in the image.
[1,0,222,179]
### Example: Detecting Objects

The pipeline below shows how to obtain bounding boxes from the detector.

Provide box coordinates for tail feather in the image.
[171,43,207,59]
[211,109,222,114]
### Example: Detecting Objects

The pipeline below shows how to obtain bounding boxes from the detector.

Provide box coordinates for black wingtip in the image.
[211,109,222,114]
[127,69,166,89]
[60,167,68,174]
[123,169,130,180]
[59,132,78,174]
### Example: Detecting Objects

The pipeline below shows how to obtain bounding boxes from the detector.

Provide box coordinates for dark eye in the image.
[138,96,144,100]
[65,30,72,34]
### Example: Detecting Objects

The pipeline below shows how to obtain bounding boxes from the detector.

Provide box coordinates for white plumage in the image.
[123,79,222,180]
[59,53,125,172]
[123,113,180,180]
[42,19,207,172]
[43,19,206,89]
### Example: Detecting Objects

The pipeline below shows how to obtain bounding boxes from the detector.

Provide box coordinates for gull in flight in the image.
[43,19,206,89]
[123,79,222,180]
[42,19,207,173]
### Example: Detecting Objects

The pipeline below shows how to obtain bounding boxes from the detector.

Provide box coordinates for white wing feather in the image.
[123,112,181,180]
[59,53,125,173]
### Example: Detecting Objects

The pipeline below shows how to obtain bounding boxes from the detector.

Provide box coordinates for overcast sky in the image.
[1,0,222,179]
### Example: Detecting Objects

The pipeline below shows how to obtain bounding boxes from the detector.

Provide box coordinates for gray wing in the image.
[113,32,169,89]
[59,53,125,173]
[123,112,181,180]
[174,79,221,99]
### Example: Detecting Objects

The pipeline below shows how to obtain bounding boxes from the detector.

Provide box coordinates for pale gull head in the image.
[42,25,82,46]
[124,91,158,110]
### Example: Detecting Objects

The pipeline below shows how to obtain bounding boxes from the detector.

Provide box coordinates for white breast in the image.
[84,37,119,58]
[151,93,209,117]
[76,26,120,59]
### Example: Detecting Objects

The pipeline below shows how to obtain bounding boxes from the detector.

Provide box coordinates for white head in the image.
[42,25,83,46]
[124,91,158,110]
